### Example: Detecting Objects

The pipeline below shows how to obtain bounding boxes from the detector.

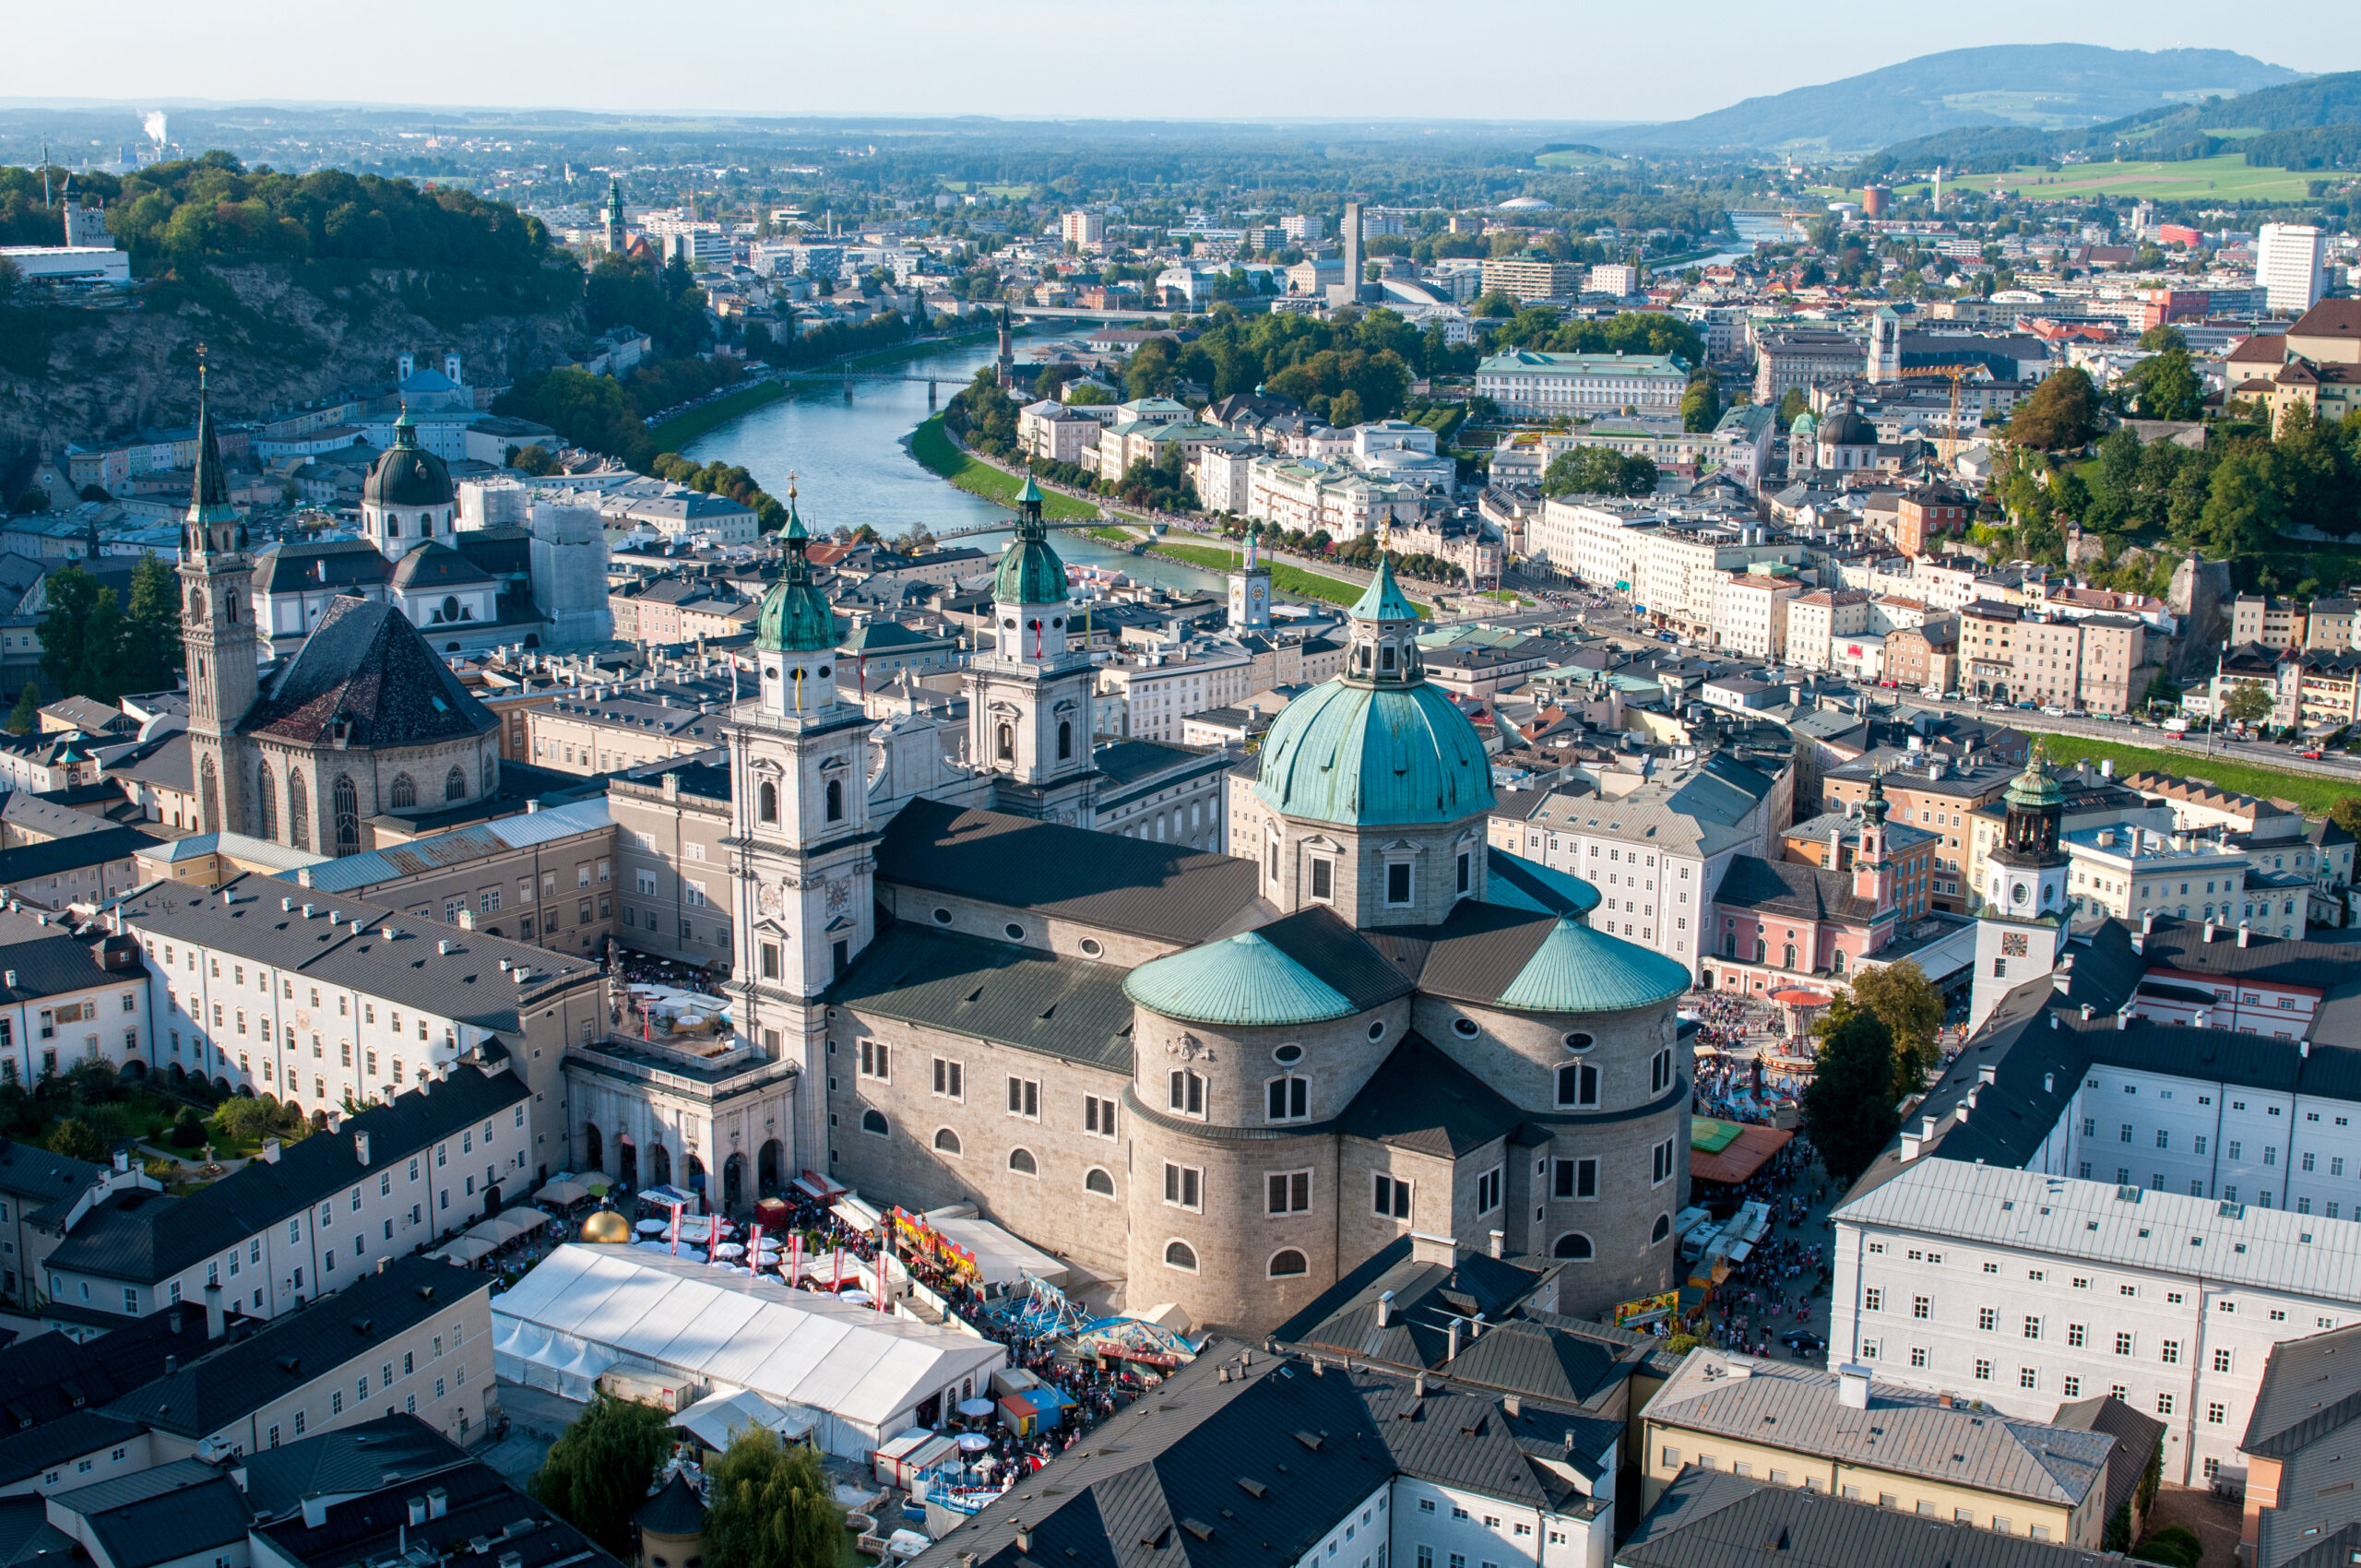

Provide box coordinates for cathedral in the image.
[176,374,507,849]
[707,488,1700,1336]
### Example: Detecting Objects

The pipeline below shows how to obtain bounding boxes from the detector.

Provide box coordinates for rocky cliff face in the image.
[0,260,586,460]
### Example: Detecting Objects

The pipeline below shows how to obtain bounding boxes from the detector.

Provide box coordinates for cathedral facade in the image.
[670,490,1698,1336]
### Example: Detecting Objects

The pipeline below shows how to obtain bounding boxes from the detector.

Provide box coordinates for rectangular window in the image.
[1912,1296,1929,1320]
[1385,862,1412,905]
[932,1058,962,1099]
[1006,1076,1039,1119]
[1266,1171,1311,1215]
[860,1039,889,1081]
[1476,1166,1501,1214]
[1373,1173,1411,1220]
[1310,859,1334,901]
[1163,1164,1202,1211]
[1085,1095,1117,1137]
[1552,1157,1597,1200]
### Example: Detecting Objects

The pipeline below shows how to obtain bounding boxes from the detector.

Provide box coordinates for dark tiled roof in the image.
[101,1258,489,1436]
[635,1469,706,1534]
[242,597,498,748]
[2048,1395,2165,1529]
[254,1446,622,1568]
[1362,902,1562,1007]
[237,1414,468,1523]
[1251,907,1416,1015]
[2242,1323,2361,1459]
[1272,1238,1551,1372]
[1335,1033,1523,1159]
[387,540,496,590]
[1711,854,1882,924]
[253,540,391,596]
[876,799,1264,945]
[2278,1524,2361,1568]
[826,923,1135,1073]
[0,1307,217,1433]
[51,1460,252,1568]
[0,1495,75,1566]
[0,1408,148,1486]
[0,936,127,1004]
[1622,1467,2114,1568]
[1094,738,1222,788]
[45,1067,528,1285]
[0,826,160,884]
[0,1134,108,1208]
[1431,1318,1626,1409]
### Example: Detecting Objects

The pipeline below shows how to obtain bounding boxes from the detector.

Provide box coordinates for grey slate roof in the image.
[236,1413,469,1523]
[2047,1395,2163,1531]
[826,923,1136,1074]
[1335,1033,1525,1159]
[49,1459,251,1568]
[2242,1322,2361,1459]
[1273,1238,1555,1372]
[240,596,498,748]
[101,1257,489,1437]
[1711,854,1882,924]
[253,1446,623,1568]
[43,1066,527,1286]
[0,1408,147,1486]
[876,798,1265,945]
[0,826,160,885]
[0,936,130,1004]
[1620,1467,2117,1568]
[1644,1349,2113,1507]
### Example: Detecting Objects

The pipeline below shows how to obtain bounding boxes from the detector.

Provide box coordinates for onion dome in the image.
[1817,402,1875,447]
[1252,557,1492,829]
[755,486,836,653]
[1123,930,1357,1027]
[1496,915,1691,1015]
[993,479,1066,607]
[363,409,455,507]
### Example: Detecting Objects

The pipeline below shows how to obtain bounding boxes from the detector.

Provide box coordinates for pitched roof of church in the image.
[388,541,496,590]
[241,597,497,749]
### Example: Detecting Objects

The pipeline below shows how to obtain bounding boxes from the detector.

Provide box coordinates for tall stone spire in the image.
[186,349,238,557]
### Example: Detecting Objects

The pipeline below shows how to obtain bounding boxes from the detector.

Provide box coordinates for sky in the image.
[8,0,2361,125]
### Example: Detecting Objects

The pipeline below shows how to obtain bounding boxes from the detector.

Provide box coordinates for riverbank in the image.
[648,380,788,453]
[2020,731,2356,820]
[908,415,1102,521]
[1147,538,1433,618]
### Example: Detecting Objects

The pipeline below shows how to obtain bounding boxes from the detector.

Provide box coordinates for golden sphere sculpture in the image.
[580,1209,632,1244]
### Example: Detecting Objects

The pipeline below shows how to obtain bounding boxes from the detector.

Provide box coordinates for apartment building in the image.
[608,579,760,647]
[1638,527,1805,641]
[1476,255,1585,302]
[1713,573,1805,661]
[1476,350,1688,420]
[1018,402,1110,466]
[2231,596,2308,650]
[526,683,733,776]
[1061,210,1106,248]
[0,929,150,1086]
[2065,825,2249,927]
[1960,603,2153,714]
[1096,644,1258,743]
[1244,457,1421,539]
[38,1064,531,1322]
[1526,497,1660,588]
[1090,739,1232,852]
[1786,590,1873,672]
[1896,486,1971,557]
[1486,752,1788,975]
[1751,328,1868,402]
[1822,754,2018,913]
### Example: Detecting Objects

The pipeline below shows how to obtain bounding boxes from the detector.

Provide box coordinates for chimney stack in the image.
[1837,1364,1871,1409]
[1376,1289,1394,1328]
[204,1282,224,1340]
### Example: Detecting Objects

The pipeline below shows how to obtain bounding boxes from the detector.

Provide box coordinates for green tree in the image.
[1542,446,1657,499]
[1800,1002,1904,1186]
[2200,449,2290,558]
[2136,324,2189,352]
[511,444,559,477]
[1844,960,1945,1083]
[529,1393,674,1557]
[2333,797,2361,839]
[5,683,38,736]
[702,1427,842,1568]
[37,564,101,695]
[120,554,182,695]
[1775,388,1809,427]
[2007,366,2101,451]
[71,586,126,707]
[2127,348,2203,422]
[48,1117,105,1162]
[2220,682,2276,728]
[1681,372,1723,434]
[1064,383,1114,407]
[2130,1525,2203,1568]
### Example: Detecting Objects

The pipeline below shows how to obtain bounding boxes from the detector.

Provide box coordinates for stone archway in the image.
[649,1143,670,1188]
[723,1153,746,1212]
[583,1123,604,1173]
[757,1139,783,1199]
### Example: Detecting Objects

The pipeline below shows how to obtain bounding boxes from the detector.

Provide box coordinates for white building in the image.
[1244,457,1421,539]
[1097,644,1258,744]
[1526,498,1661,588]
[1475,351,1688,420]
[1714,573,1805,661]
[2257,224,2329,316]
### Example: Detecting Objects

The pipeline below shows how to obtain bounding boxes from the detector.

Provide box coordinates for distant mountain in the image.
[1863,69,2361,177]
[1601,44,2298,153]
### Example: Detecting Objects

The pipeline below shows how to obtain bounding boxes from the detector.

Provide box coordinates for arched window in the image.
[1553,1232,1595,1261]
[445,766,466,802]
[255,766,278,842]
[932,1128,962,1156]
[287,772,309,852]
[1269,1250,1309,1278]
[1008,1147,1038,1176]
[333,775,359,851]
[758,781,778,824]
[1057,719,1072,761]
[481,755,494,797]
[1783,943,1797,969]
[1085,1168,1115,1196]
[1652,1213,1673,1244]
[1164,1241,1198,1272]
[389,774,415,811]
[1556,1062,1599,1108]
[825,778,843,823]
[386,515,401,539]
[860,1110,888,1136]
[996,723,1014,763]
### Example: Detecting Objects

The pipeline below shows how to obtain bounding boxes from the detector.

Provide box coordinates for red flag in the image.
[668,1203,681,1256]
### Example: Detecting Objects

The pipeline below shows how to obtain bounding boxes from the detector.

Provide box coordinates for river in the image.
[681,337,1231,597]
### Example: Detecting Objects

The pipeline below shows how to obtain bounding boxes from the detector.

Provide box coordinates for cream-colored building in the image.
[1786,589,1872,671]
[1244,457,1421,539]
[1713,572,1804,661]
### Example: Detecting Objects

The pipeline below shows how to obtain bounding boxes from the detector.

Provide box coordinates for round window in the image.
[1005,922,1025,941]
[817,664,831,677]
[2011,882,2029,906]
[1052,616,1063,628]
[931,908,953,925]
[1367,1020,1386,1043]
[1563,1031,1595,1052]
[1079,938,1103,957]
[1273,1044,1303,1065]
[765,666,778,680]
[1452,1018,1479,1039]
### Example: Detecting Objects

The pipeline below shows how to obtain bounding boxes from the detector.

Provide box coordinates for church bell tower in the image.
[968,477,1096,825]
[1969,741,2072,1032]
[179,353,257,837]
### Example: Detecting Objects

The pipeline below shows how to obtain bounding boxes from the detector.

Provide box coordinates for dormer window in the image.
[1380,646,1394,671]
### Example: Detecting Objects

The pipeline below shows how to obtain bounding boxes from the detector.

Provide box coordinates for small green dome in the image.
[1122,931,1357,1028]
[756,496,836,653]
[2004,739,2065,812]
[1496,916,1691,1015]
[994,520,1066,606]
[1252,678,1494,829]
[1349,556,1419,623]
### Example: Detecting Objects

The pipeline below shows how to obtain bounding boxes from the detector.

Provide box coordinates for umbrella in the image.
[715,1243,744,1258]
[955,1432,991,1453]
[635,1218,668,1235]
[955,1398,995,1419]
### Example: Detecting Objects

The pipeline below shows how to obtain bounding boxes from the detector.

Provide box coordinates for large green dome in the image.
[1122,930,1357,1027]
[1252,679,1493,830]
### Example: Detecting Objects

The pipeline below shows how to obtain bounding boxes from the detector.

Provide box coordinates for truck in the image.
[2162,717,2189,735]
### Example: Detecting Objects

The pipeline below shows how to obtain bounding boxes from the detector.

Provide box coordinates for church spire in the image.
[187,347,239,555]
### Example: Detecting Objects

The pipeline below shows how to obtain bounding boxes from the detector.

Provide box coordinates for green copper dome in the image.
[1122,931,1357,1028]
[2004,738,2064,812]
[755,495,836,653]
[994,517,1066,606]
[1496,916,1691,1015]
[1349,557,1419,624]
[1252,679,1494,828]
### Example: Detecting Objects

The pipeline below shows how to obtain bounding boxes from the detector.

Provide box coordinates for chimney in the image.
[1488,1229,1504,1260]
[260,1138,280,1165]
[2046,1072,2057,1092]
[1375,1290,1394,1327]
[1408,1231,1458,1266]
[302,1494,328,1529]
[426,1488,447,1519]
[1014,1526,1032,1555]
[1899,1126,1921,1162]
[354,1131,371,1166]
[1503,1395,1521,1419]
[1447,1319,1462,1360]
[1921,1114,1937,1142]
[2204,921,2216,944]
[164,1354,176,1375]
[1837,1364,1871,1408]
[407,1496,428,1527]
[2238,922,2250,948]
[2116,1010,2130,1031]
[204,1282,224,1340]
[1976,1063,1996,1086]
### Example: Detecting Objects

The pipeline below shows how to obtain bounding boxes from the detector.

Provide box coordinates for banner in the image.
[888,1207,980,1287]
[1613,1290,1679,1329]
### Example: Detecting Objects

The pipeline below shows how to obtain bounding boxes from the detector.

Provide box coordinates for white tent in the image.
[492,1245,1006,1456]
[927,1217,1069,1288]
[673,1387,819,1455]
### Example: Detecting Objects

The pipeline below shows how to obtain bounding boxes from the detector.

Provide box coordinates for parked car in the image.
[2302,748,2325,760]
[1781,1329,1828,1355]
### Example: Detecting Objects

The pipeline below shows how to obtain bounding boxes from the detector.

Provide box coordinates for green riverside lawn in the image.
[909,416,1099,520]
[647,381,786,451]
[1148,538,1431,616]
[2023,729,2356,820]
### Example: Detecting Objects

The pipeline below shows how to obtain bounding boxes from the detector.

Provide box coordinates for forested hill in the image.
[0,154,586,457]
[1604,44,2296,152]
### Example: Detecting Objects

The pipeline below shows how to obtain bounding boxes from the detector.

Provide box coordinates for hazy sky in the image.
[11,0,2361,125]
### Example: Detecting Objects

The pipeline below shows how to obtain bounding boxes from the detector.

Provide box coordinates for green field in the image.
[1536,147,1629,171]
[1886,154,2314,203]
[1148,539,1431,616]
[2021,728,2357,819]
[908,416,1101,520]
[648,380,786,451]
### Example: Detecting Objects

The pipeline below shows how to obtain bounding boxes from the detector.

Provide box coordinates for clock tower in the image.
[1969,740,2072,1032]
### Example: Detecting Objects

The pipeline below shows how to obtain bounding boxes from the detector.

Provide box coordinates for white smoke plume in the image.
[143,112,167,148]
